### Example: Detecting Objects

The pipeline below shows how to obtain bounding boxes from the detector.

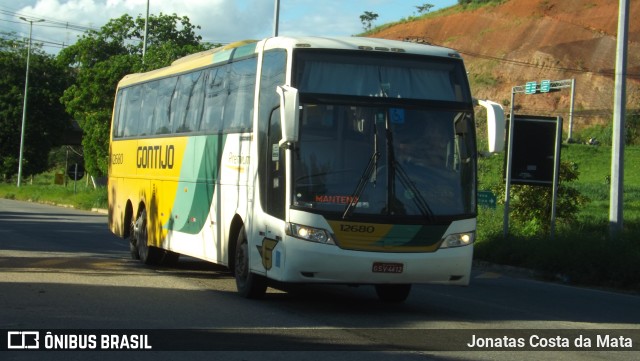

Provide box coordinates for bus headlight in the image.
[287,223,336,245]
[439,232,475,248]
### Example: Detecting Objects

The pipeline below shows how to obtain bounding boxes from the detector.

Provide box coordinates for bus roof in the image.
[117,36,461,88]
[263,36,459,58]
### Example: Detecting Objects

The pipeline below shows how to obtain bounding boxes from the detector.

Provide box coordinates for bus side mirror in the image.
[276,85,300,147]
[477,99,505,153]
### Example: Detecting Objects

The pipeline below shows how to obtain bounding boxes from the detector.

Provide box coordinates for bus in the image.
[108,36,504,302]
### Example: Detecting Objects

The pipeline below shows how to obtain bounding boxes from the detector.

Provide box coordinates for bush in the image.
[491,161,589,236]
[576,110,640,146]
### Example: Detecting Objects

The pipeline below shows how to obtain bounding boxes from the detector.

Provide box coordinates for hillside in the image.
[372,0,640,130]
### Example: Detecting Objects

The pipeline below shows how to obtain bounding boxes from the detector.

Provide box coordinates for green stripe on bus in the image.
[165,134,226,234]
[376,224,446,247]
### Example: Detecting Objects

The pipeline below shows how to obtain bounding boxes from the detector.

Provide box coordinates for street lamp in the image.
[17,17,44,187]
[273,0,280,36]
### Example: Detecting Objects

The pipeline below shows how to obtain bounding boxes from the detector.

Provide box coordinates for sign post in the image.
[505,79,571,239]
[67,163,85,193]
[478,191,497,209]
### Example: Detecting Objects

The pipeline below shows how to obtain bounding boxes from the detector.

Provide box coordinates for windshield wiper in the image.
[343,119,379,219]
[342,151,379,219]
[385,112,434,221]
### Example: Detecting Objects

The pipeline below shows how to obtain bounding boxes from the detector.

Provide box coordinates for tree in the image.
[415,4,434,14]
[58,13,207,177]
[360,11,379,32]
[0,35,73,180]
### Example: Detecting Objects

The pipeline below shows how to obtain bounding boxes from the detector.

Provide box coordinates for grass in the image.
[0,171,107,210]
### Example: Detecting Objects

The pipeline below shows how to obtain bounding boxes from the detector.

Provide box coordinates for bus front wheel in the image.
[375,284,412,303]
[234,226,267,298]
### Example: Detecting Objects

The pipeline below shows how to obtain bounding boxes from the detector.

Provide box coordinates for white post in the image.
[503,88,516,238]
[143,0,149,62]
[567,78,576,141]
[273,0,280,37]
[609,0,629,237]
[17,17,44,187]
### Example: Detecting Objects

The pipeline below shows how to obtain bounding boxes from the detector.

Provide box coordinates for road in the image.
[0,198,638,360]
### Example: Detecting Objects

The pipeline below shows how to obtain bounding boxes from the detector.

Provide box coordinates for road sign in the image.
[525,81,537,94]
[67,163,85,181]
[540,79,551,93]
[478,191,497,209]
[508,115,561,186]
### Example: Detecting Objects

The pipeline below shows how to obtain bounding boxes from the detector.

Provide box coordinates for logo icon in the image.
[7,331,40,349]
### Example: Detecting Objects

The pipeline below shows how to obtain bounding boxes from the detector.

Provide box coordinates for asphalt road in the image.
[0,198,638,361]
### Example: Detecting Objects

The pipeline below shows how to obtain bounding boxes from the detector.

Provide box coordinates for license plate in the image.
[372,262,404,274]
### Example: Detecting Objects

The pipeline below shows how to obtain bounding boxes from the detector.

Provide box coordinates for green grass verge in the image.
[0,172,107,211]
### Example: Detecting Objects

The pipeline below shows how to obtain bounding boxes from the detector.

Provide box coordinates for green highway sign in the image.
[540,79,551,93]
[478,190,497,209]
[525,81,537,94]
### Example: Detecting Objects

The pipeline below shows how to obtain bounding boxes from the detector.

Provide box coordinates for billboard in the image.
[507,115,562,186]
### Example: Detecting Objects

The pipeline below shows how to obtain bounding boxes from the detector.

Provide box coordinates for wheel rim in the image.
[137,211,148,261]
[129,220,139,259]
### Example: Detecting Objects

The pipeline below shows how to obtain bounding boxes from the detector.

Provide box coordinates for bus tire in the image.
[135,209,163,266]
[129,219,140,260]
[375,284,412,303]
[234,226,267,299]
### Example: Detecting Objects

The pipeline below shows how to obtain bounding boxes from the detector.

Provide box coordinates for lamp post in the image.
[142,0,149,63]
[17,17,44,187]
[273,0,280,36]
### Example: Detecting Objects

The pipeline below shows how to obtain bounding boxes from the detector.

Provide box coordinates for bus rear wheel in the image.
[133,210,163,266]
[129,219,140,260]
[234,226,267,298]
[375,284,412,303]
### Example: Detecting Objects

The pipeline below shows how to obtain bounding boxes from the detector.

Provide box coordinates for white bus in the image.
[108,36,503,302]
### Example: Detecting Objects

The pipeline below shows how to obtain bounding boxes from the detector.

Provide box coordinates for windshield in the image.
[295,49,470,103]
[292,104,476,222]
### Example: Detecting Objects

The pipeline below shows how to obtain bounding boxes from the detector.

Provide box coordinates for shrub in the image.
[492,161,589,236]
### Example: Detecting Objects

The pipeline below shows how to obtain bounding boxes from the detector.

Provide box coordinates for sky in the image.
[0,0,457,54]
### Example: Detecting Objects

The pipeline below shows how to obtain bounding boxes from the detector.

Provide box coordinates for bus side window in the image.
[139,81,158,136]
[171,72,201,134]
[155,77,177,135]
[223,58,257,132]
[184,71,205,133]
[113,89,126,138]
[124,86,141,137]
[201,66,227,133]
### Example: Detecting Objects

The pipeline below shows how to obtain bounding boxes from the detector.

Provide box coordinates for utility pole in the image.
[17,17,44,187]
[143,0,149,63]
[273,0,280,37]
[609,0,629,237]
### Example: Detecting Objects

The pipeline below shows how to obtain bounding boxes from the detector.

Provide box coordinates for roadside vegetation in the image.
[0,169,107,210]
[475,125,640,291]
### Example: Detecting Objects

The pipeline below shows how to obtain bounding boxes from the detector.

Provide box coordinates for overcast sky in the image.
[1,0,457,53]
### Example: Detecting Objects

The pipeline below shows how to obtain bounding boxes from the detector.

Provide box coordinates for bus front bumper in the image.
[265,238,473,286]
